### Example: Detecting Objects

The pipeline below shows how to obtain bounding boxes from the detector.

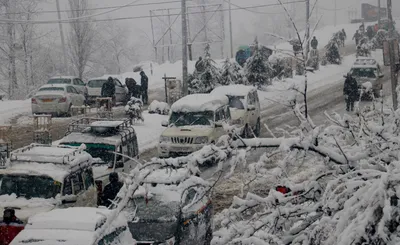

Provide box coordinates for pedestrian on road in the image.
[101,77,116,107]
[311,36,318,50]
[343,73,358,112]
[140,71,149,105]
[353,30,361,46]
[101,172,123,207]
[125,77,135,99]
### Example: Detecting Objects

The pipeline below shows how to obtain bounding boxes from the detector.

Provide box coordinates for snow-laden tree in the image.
[189,43,221,94]
[244,38,272,88]
[220,58,245,85]
[211,100,400,245]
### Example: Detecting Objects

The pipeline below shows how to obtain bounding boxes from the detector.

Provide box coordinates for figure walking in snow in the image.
[343,73,358,112]
[195,56,205,73]
[101,77,116,106]
[140,71,149,105]
[311,36,318,50]
[101,172,123,207]
[353,30,362,46]
[125,77,136,99]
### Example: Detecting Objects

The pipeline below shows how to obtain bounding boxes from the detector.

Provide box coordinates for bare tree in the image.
[68,0,95,79]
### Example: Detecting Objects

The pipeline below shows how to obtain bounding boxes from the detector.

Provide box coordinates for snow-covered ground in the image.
[0,99,31,125]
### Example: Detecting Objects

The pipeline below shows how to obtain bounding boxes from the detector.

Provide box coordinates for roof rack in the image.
[9,144,87,165]
[354,58,377,66]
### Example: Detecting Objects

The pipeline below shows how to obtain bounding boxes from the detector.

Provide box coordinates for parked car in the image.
[10,207,134,245]
[111,167,213,245]
[346,57,384,99]
[86,76,128,105]
[158,94,231,158]
[47,76,88,100]
[0,144,96,225]
[211,85,261,137]
[31,84,85,116]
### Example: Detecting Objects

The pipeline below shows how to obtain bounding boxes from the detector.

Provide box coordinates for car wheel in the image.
[204,227,213,245]
[254,118,261,137]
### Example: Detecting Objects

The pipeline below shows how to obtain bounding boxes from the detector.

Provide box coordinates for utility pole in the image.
[182,0,188,96]
[168,9,173,61]
[305,0,310,61]
[228,0,233,58]
[387,0,398,110]
[378,0,381,28]
[55,0,69,74]
[334,0,337,26]
[201,0,208,44]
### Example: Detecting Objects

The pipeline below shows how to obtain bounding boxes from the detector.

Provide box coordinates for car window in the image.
[48,78,71,85]
[39,87,65,92]
[184,188,197,206]
[82,169,94,190]
[71,172,84,194]
[215,108,223,122]
[248,93,256,106]
[73,79,80,85]
[67,86,79,94]
[225,106,231,119]
[63,176,73,195]
[78,79,85,86]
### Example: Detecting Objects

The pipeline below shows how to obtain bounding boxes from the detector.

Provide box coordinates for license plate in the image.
[42,99,54,102]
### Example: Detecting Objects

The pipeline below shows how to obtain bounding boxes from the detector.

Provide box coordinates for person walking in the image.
[125,77,135,99]
[311,36,318,50]
[353,30,361,46]
[343,73,358,112]
[195,56,205,73]
[101,77,116,107]
[101,172,124,207]
[140,71,149,105]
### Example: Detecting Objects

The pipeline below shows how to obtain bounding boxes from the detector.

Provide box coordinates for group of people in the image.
[100,71,149,106]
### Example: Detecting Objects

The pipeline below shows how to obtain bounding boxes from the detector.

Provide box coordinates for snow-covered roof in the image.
[352,58,378,68]
[211,85,257,97]
[59,132,122,146]
[143,168,191,185]
[39,84,69,89]
[27,207,111,231]
[91,121,125,128]
[49,76,77,80]
[171,94,229,112]
[10,229,95,245]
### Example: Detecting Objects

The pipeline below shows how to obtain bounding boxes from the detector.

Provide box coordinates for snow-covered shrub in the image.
[148,100,170,115]
[244,39,273,88]
[269,53,293,79]
[220,58,245,85]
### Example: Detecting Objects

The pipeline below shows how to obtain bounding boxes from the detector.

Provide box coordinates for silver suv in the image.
[348,58,384,98]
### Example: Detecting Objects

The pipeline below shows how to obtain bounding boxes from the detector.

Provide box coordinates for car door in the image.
[71,170,94,207]
[214,107,226,140]
[66,86,77,105]
[246,92,257,127]
[114,79,123,102]
[73,78,83,94]
[253,91,261,122]
[69,86,83,106]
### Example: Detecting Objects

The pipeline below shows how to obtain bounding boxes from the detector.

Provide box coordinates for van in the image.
[0,144,96,223]
[158,94,231,158]
[212,85,261,137]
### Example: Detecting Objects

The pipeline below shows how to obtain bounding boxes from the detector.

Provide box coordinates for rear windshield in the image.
[39,87,65,92]
[47,78,71,84]
[228,96,245,109]
[88,80,106,88]
[351,68,377,78]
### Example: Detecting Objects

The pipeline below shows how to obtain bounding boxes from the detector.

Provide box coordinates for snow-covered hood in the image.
[355,77,377,85]
[161,126,214,138]
[0,194,57,222]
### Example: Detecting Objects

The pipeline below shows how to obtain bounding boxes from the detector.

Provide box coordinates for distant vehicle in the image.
[10,207,134,245]
[59,118,139,169]
[47,76,88,100]
[111,167,213,245]
[0,144,96,224]
[158,94,231,158]
[235,44,273,67]
[86,76,128,105]
[31,84,86,117]
[211,85,261,137]
[346,57,384,98]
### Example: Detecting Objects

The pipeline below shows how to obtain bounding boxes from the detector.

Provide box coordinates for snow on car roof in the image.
[171,94,229,112]
[10,229,95,245]
[59,132,122,146]
[27,207,111,231]
[39,84,69,89]
[49,76,76,79]
[211,85,257,97]
[143,168,190,184]
[352,58,378,68]
[90,120,125,128]
[0,162,71,182]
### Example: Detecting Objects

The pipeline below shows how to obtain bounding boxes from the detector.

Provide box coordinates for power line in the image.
[223,0,305,15]
[0,1,307,24]
[0,0,187,15]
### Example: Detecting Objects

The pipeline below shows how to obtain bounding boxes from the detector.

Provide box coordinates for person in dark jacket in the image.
[195,56,205,73]
[343,73,359,112]
[101,77,116,107]
[353,30,362,46]
[311,36,318,49]
[101,172,123,207]
[125,77,138,99]
[140,71,149,105]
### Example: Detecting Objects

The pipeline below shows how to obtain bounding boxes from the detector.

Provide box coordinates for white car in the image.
[212,85,261,137]
[158,94,231,158]
[47,76,88,98]
[10,207,134,245]
[86,76,128,105]
[31,84,85,116]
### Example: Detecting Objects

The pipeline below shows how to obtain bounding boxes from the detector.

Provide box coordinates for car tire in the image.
[204,227,213,245]
[254,118,261,137]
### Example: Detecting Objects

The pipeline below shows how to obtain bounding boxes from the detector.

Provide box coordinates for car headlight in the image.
[159,136,171,143]
[194,136,208,144]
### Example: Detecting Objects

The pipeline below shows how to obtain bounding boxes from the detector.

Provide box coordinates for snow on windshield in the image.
[351,68,377,78]
[47,78,71,84]
[169,111,214,126]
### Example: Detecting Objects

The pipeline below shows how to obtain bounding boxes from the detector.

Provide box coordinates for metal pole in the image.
[378,0,381,28]
[202,0,208,44]
[168,9,173,61]
[220,3,225,59]
[387,0,398,110]
[305,0,310,61]
[182,0,189,96]
[56,0,69,74]
[228,0,233,58]
[150,10,157,62]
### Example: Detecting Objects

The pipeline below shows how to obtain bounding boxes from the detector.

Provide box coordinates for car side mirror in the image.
[379,74,384,78]
[61,195,77,204]
[161,120,169,127]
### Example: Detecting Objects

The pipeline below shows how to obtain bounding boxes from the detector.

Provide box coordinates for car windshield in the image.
[351,68,377,78]
[88,80,106,88]
[169,111,214,127]
[62,143,116,163]
[127,196,180,242]
[39,87,65,92]
[47,78,71,84]
[228,95,245,109]
[0,174,61,199]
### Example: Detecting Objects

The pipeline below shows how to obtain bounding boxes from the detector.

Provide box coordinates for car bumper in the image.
[32,102,69,114]
[158,143,205,158]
